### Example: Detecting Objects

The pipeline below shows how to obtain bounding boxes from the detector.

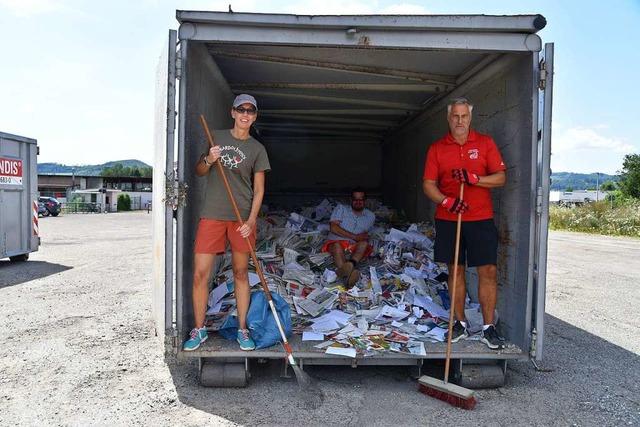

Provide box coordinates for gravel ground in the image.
[0,213,638,427]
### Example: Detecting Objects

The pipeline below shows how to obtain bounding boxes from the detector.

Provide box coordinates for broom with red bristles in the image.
[418,183,477,409]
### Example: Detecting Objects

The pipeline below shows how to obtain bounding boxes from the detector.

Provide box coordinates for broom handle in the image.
[444,183,464,384]
[199,115,298,365]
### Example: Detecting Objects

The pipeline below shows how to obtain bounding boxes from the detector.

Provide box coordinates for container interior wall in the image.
[264,140,381,207]
[383,55,535,348]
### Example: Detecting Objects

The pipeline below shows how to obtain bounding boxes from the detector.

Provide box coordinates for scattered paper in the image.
[298,288,339,317]
[413,295,449,319]
[326,346,357,358]
[302,331,324,341]
[375,305,409,322]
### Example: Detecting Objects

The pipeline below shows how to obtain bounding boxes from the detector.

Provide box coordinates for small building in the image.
[549,190,609,207]
[37,173,152,212]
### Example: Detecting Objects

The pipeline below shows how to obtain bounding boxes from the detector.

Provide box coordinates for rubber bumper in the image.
[200,362,248,387]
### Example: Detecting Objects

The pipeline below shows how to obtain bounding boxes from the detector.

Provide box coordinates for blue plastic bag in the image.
[219,291,292,349]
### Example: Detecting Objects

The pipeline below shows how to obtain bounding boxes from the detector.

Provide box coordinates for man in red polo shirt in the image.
[422,97,507,350]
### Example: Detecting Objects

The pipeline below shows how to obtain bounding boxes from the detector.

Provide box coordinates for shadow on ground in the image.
[0,260,72,289]
[166,314,640,426]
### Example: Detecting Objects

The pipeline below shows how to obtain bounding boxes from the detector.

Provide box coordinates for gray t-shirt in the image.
[200,129,271,221]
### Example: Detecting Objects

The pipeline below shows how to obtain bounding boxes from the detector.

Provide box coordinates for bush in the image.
[117,193,132,211]
[549,199,640,237]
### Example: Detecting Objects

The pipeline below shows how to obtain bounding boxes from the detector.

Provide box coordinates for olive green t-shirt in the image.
[201,129,271,221]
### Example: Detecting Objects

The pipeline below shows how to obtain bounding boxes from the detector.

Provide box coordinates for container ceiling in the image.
[178,11,546,143]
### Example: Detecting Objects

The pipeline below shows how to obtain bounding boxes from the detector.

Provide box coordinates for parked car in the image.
[37,201,47,217]
[38,196,61,217]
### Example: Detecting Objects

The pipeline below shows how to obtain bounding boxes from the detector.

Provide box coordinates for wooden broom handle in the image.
[444,183,464,384]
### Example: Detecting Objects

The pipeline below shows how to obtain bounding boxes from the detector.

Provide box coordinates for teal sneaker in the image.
[183,327,208,351]
[237,328,255,351]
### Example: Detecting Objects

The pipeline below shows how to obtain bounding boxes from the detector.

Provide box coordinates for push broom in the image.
[200,115,324,408]
[418,183,477,409]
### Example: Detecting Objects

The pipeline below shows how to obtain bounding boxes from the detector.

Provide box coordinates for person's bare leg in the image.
[330,242,347,268]
[193,253,217,328]
[447,263,467,322]
[477,264,497,325]
[232,251,251,330]
[350,240,368,264]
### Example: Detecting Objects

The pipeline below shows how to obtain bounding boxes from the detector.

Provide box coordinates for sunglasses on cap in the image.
[234,106,257,115]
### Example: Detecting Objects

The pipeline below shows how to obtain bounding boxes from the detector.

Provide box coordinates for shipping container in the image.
[0,131,39,261]
[153,11,553,387]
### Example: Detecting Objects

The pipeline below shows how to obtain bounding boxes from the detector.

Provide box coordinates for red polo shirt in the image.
[423,130,506,221]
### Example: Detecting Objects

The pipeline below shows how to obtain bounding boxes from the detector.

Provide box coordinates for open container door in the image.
[152,30,177,349]
[531,42,554,361]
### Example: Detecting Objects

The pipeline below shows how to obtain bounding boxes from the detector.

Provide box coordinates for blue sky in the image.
[1,0,638,175]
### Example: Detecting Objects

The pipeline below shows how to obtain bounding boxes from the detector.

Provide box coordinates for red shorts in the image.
[194,219,256,254]
[321,240,374,258]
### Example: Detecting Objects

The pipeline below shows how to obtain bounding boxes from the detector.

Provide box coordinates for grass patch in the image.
[549,199,640,237]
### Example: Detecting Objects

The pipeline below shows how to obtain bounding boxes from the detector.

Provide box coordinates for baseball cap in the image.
[233,94,257,109]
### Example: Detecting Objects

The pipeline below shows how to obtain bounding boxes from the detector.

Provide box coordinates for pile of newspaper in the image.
[204,198,486,357]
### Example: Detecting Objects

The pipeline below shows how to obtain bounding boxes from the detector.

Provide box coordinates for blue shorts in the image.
[434,219,498,267]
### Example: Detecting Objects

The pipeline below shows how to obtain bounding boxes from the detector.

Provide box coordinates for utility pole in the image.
[596,172,599,202]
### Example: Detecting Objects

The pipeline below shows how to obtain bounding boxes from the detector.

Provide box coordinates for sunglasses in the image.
[351,197,365,202]
[234,106,257,115]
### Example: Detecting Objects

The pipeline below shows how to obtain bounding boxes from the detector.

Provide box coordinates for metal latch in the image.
[163,171,188,210]
[538,60,547,90]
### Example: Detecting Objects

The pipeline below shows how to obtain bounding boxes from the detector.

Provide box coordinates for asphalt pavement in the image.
[0,214,638,427]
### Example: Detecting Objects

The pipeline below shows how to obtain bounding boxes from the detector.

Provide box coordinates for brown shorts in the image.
[194,218,256,254]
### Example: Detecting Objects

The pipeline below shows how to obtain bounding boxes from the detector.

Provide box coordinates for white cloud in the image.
[0,0,68,16]
[551,126,637,174]
[553,127,634,154]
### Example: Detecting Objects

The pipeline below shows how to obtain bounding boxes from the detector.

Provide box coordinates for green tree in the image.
[618,154,640,199]
[101,163,127,177]
[117,193,131,211]
[565,186,574,192]
[600,181,616,191]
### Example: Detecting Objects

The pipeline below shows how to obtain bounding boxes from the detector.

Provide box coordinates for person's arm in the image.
[423,179,447,204]
[237,171,265,238]
[475,170,505,188]
[329,220,363,241]
[195,146,221,177]
[451,169,505,188]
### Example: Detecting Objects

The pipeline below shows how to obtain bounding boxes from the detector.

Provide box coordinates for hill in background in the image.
[550,172,619,191]
[38,160,151,176]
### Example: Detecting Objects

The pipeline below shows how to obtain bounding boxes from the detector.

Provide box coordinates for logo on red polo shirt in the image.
[468,149,479,160]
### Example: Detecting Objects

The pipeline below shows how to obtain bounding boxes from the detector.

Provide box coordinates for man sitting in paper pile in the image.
[321,187,375,288]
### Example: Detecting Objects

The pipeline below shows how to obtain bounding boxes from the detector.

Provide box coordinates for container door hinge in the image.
[175,49,182,80]
[535,186,543,214]
[538,59,547,90]
[529,328,553,372]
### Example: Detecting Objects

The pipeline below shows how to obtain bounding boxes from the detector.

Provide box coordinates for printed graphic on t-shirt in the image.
[219,145,246,169]
[468,148,479,160]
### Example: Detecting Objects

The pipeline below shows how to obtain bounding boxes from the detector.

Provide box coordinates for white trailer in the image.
[153,11,554,387]
[0,131,39,261]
